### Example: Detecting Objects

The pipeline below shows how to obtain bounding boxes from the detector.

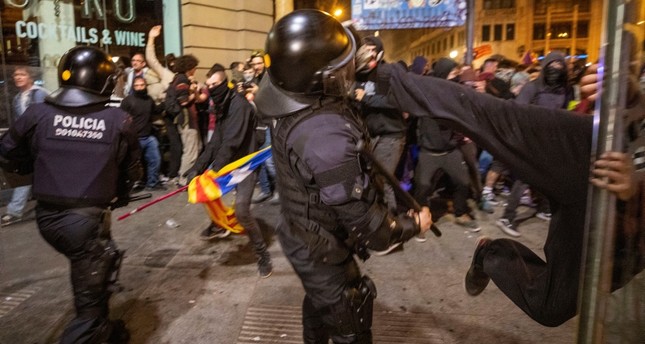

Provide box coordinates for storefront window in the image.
[0,0,166,128]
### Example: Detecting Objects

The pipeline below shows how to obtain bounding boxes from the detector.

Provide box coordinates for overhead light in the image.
[449,50,458,59]
[333,8,343,17]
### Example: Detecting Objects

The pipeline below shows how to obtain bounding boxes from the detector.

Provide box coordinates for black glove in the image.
[110,195,129,210]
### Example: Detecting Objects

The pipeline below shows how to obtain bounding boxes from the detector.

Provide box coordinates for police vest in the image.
[31,103,129,207]
[272,100,372,264]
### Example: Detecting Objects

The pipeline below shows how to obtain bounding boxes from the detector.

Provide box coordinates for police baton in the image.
[356,139,441,237]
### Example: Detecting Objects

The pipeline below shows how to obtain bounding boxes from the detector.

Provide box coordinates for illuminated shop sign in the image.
[7,0,144,47]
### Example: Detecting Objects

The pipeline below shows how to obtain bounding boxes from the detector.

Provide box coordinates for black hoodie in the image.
[515,51,574,108]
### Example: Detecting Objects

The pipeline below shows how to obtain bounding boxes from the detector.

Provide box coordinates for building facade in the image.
[388,0,604,67]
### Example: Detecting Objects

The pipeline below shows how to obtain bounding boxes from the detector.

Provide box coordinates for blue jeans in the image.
[7,185,31,217]
[139,136,161,187]
[258,130,276,195]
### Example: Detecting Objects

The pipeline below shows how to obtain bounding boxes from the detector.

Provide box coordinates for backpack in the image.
[164,75,182,119]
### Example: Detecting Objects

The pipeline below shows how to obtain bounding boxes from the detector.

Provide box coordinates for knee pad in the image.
[323,275,376,340]
[75,239,124,296]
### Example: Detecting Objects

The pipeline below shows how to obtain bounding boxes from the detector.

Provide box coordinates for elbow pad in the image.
[350,201,420,251]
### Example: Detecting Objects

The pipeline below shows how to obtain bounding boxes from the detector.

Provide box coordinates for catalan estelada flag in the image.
[187,146,272,233]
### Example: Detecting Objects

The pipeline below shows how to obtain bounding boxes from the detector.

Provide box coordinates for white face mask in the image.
[243,71,255,82]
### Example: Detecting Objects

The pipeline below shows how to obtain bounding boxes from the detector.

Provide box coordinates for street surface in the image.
[0,187,578,343]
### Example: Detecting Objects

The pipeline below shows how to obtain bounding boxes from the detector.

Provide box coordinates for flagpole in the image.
[117,186,188,221]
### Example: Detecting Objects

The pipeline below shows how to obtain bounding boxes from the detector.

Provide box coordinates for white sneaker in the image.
[414,232,427,242]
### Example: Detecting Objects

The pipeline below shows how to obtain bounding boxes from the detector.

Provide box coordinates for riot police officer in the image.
[0,46,141,343]
[255,10,432,343]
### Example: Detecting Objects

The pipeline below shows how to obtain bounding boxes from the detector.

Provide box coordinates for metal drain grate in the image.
[237,305,450,343]
[0,286,40,318]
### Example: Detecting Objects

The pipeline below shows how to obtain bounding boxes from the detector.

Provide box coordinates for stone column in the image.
[274,0,293,21]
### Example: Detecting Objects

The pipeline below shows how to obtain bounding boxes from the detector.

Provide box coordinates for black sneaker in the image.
[199,224,231,240]
[258,256,273,278]
[496,218,520,237]
[464,237,492,296]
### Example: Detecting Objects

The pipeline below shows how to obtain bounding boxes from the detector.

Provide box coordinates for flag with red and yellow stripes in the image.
[187,147,272,233]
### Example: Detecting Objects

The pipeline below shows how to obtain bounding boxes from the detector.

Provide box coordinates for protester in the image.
[384,61,643,327]
[183,64,273,278]
[2,66,49,225]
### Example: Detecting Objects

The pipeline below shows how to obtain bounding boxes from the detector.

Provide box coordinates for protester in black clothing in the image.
[121,76,165,191]
[183,64,273,278]
[497,51,574,237]
[0,46,141,343]
[353,35,407,216]
[255,10,432,343]
[414,57,480,232]
[384,62,643,327]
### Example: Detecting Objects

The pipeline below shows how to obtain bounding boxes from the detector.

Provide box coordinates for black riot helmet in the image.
[255,10,356,118]
[266,9,355,96]
[46,46,118,107]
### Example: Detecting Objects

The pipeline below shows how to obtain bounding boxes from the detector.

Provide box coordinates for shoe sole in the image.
[496,220,521,237]
[200,230,231,241]
[456,221,481,232]
[260,270,273,278]
[414,236,428,243]
[370,242,403,256]
[536,214,551,221]
[464,236,492,296]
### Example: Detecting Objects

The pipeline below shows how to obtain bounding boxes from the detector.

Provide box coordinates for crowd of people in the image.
[0,10,642,343]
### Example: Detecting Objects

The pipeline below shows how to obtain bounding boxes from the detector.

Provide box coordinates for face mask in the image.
[544,66,566,87]
[243,72,254,83]
[209,81,229,104]
[134,89,148,97]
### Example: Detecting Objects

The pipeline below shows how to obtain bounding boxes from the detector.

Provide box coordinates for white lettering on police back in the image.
[53,114,106,131]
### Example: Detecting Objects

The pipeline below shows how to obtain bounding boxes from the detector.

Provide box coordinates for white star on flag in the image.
[226,164,253,186]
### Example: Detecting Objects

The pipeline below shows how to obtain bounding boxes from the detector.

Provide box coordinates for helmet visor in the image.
[322,58,355,98]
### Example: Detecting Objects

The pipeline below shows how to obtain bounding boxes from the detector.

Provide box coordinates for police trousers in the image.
[36,204,117,343]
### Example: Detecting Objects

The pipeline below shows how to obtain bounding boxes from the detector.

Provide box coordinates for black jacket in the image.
[121,93,164,137]
[191,90,257,172]
[355,62,406,138]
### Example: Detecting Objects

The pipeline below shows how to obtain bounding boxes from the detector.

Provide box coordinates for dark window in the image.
[506,23,515,40]
[577,20,589,38]
[552,22,573,39]
[494,24,503,41]
[450,35,454,48]
[533,23,546,40]
[482,25,491,41]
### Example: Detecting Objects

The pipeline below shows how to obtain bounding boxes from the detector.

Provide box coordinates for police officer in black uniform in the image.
[255,10,432,343]
[0,46,141,343]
